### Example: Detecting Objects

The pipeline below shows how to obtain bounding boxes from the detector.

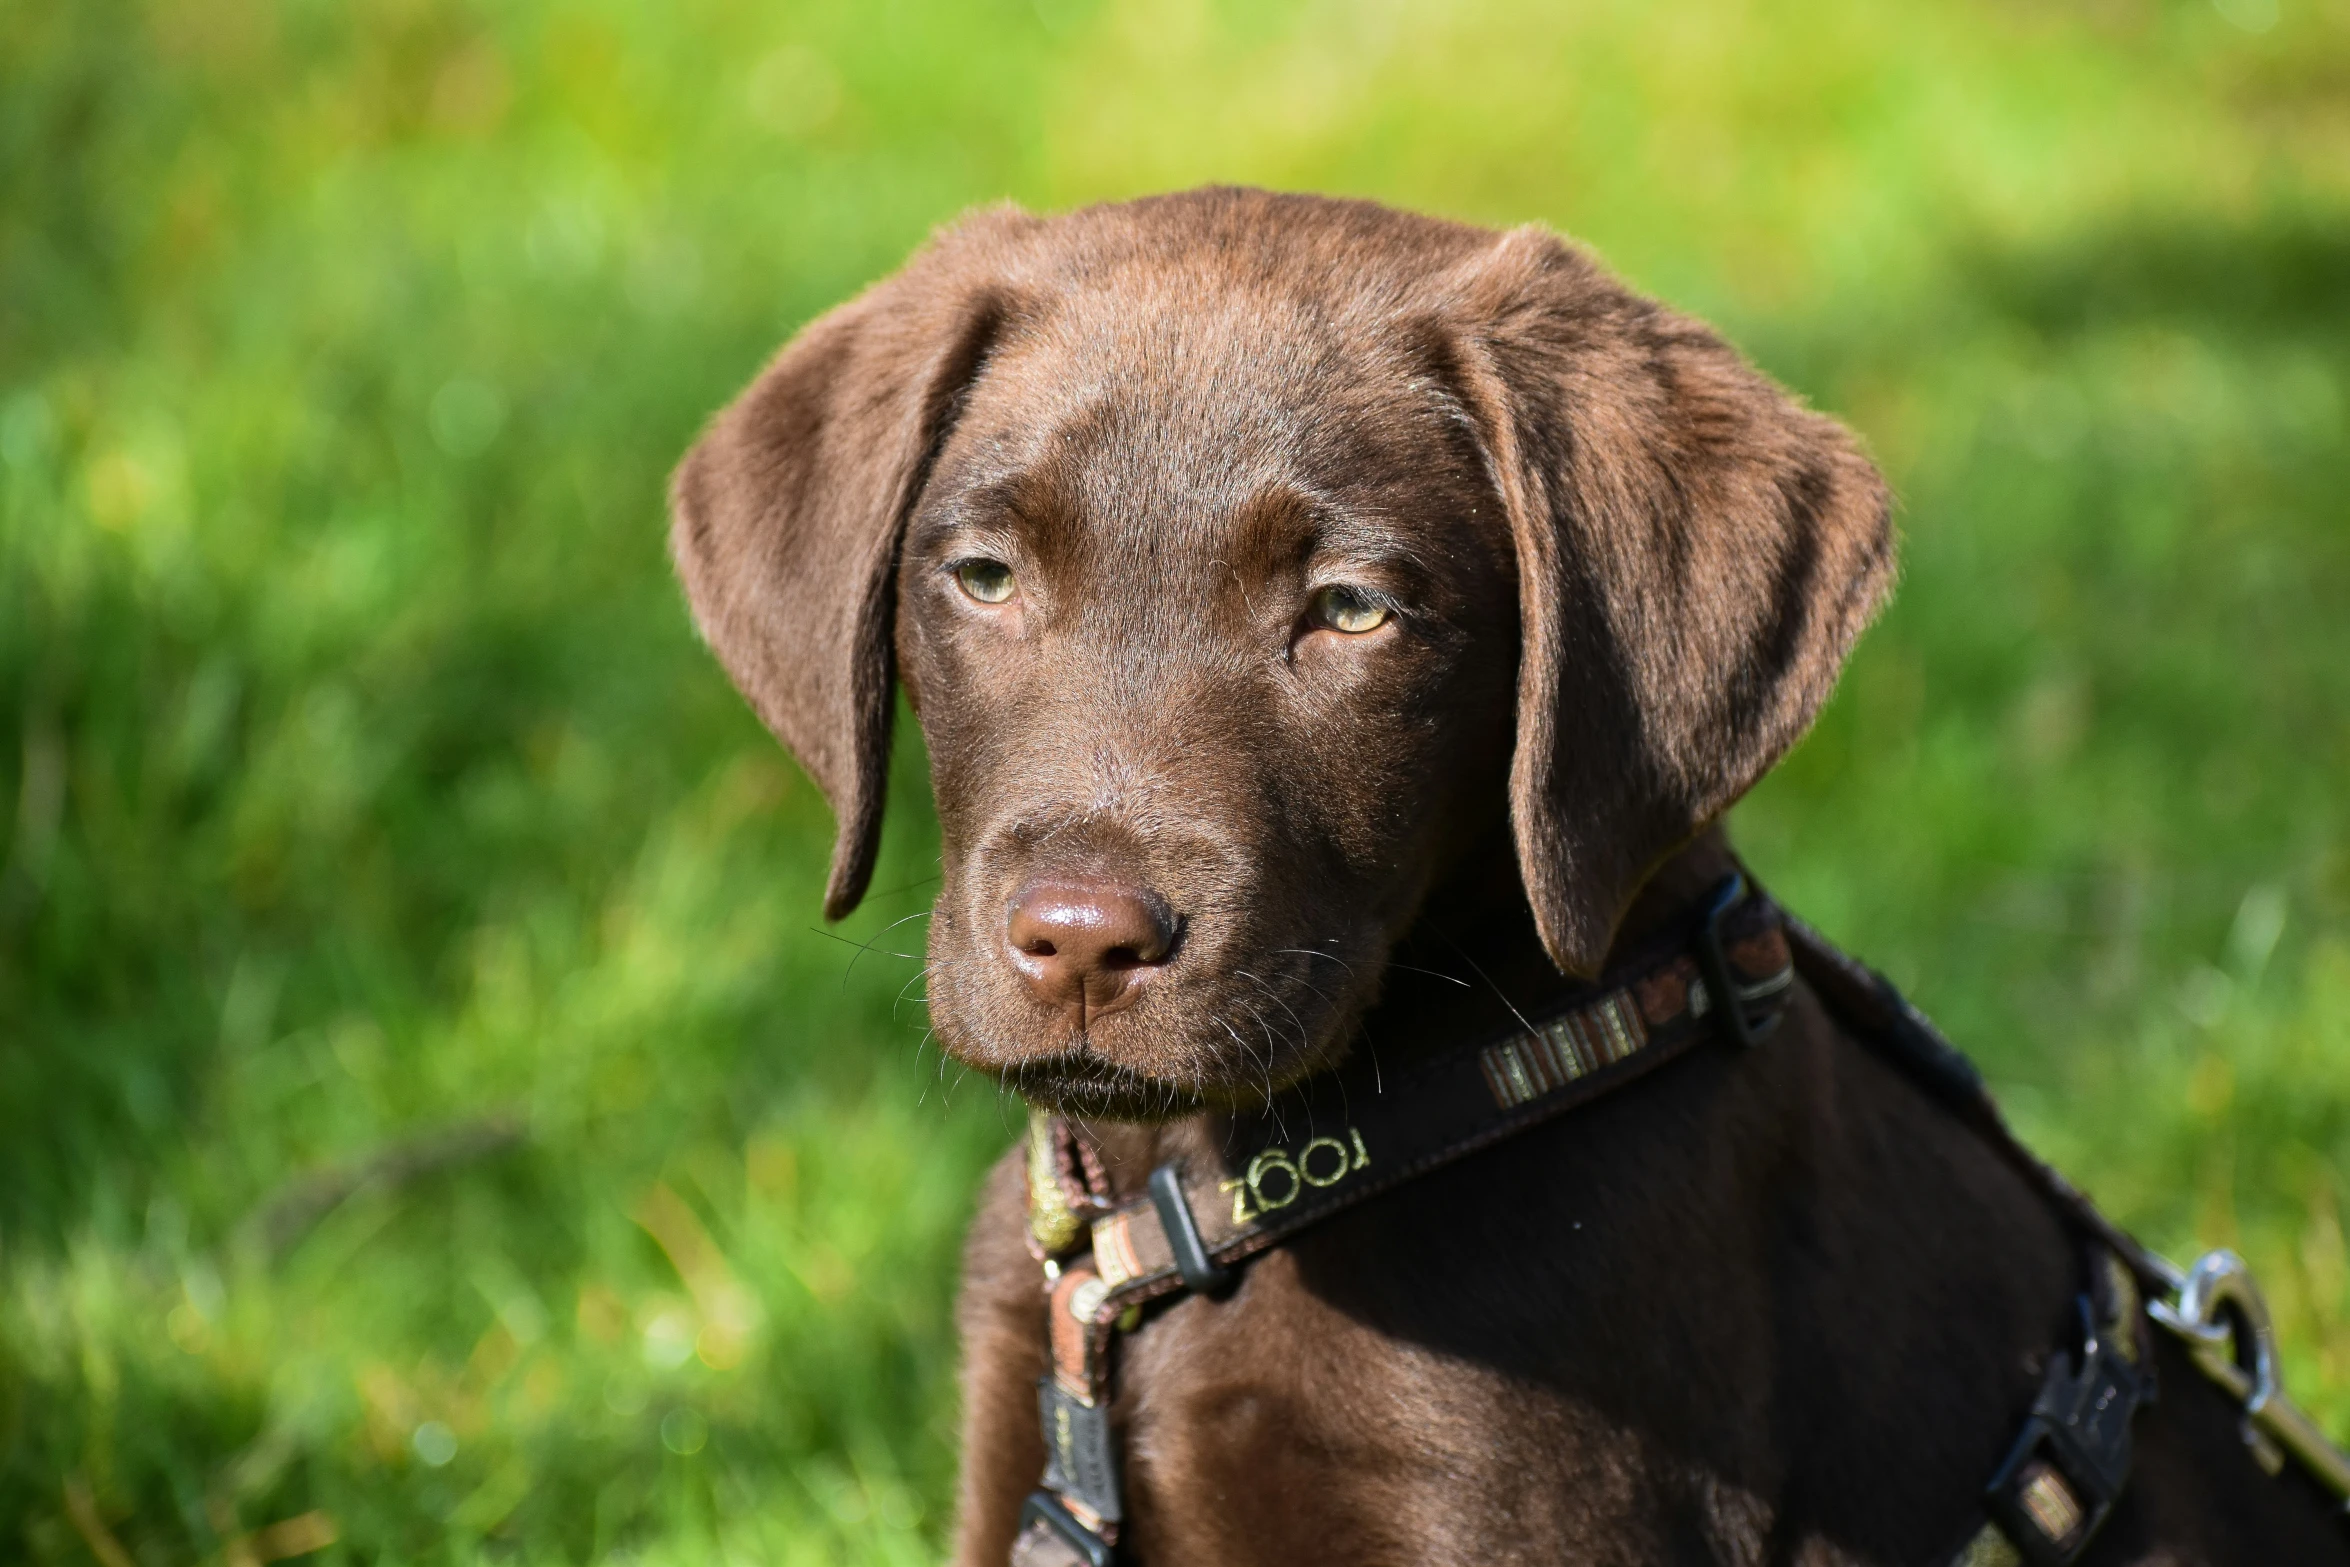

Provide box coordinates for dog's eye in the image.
[1309,585,1390,635]
[953,558,1017,605]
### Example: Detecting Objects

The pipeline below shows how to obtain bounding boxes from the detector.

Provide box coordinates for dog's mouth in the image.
[993,1045,1221,1121]
[949,978,1369,1122]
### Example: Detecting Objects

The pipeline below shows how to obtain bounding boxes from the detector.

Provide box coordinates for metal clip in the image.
[2150,1249,2350,1508]
[1015,1489,1116,1567]
[1696,874,1781,1048]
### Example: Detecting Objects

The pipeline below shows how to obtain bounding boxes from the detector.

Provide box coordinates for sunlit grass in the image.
[3,0,2346,1558]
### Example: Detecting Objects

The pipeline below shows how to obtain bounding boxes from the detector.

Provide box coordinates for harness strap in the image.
[1008,880,2350,1566]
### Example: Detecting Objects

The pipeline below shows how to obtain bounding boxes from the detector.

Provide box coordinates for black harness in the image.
[1010,877,2350,1566]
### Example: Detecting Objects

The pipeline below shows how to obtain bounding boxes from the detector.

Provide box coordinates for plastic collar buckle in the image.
[1148,1163,1233,1296]
[1981,1295,2149,1565]
[1697,874,1779,1049]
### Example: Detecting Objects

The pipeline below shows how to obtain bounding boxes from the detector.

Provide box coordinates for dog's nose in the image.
[1004,879,1177,1021]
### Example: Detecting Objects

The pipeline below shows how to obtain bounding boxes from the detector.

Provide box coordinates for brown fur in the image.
[672,189,2347,1564]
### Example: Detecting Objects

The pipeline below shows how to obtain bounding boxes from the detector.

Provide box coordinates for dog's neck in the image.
[1076,825,1741,1191]
[1374,820,1740,1055]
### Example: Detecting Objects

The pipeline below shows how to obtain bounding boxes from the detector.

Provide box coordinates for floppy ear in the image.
[669,213,1030,918]
[1438,227,1896,976]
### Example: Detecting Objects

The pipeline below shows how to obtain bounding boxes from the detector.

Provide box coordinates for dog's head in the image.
[671,189,1892,1118]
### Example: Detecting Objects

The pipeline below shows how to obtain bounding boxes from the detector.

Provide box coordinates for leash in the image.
[1009,877,2350,1567]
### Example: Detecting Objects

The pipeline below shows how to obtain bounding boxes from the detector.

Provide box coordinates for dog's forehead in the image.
[937,269,1466,543]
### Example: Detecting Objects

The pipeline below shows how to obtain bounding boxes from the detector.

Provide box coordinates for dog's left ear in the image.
[1437,226,1896,976]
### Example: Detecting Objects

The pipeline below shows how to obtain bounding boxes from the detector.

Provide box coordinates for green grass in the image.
[3,0,2347,1559]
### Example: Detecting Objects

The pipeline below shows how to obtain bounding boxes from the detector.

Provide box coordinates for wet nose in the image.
[1004,878,1177,1021]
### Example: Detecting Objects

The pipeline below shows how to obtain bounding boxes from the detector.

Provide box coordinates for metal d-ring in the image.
[2150,1248,2350,1507]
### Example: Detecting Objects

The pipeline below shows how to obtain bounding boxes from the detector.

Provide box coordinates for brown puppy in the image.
[672,189,2347,1565]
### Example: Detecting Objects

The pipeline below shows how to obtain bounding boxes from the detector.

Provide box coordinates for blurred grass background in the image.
[2,0,2346,1559]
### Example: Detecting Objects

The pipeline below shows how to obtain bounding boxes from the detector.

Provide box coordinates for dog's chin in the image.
[928,968,1378,1121]
[994,1052,1216,1122]
[951,1031,1346,1123]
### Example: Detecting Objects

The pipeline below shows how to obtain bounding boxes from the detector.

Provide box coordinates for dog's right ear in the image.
[669,213,1031,919]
